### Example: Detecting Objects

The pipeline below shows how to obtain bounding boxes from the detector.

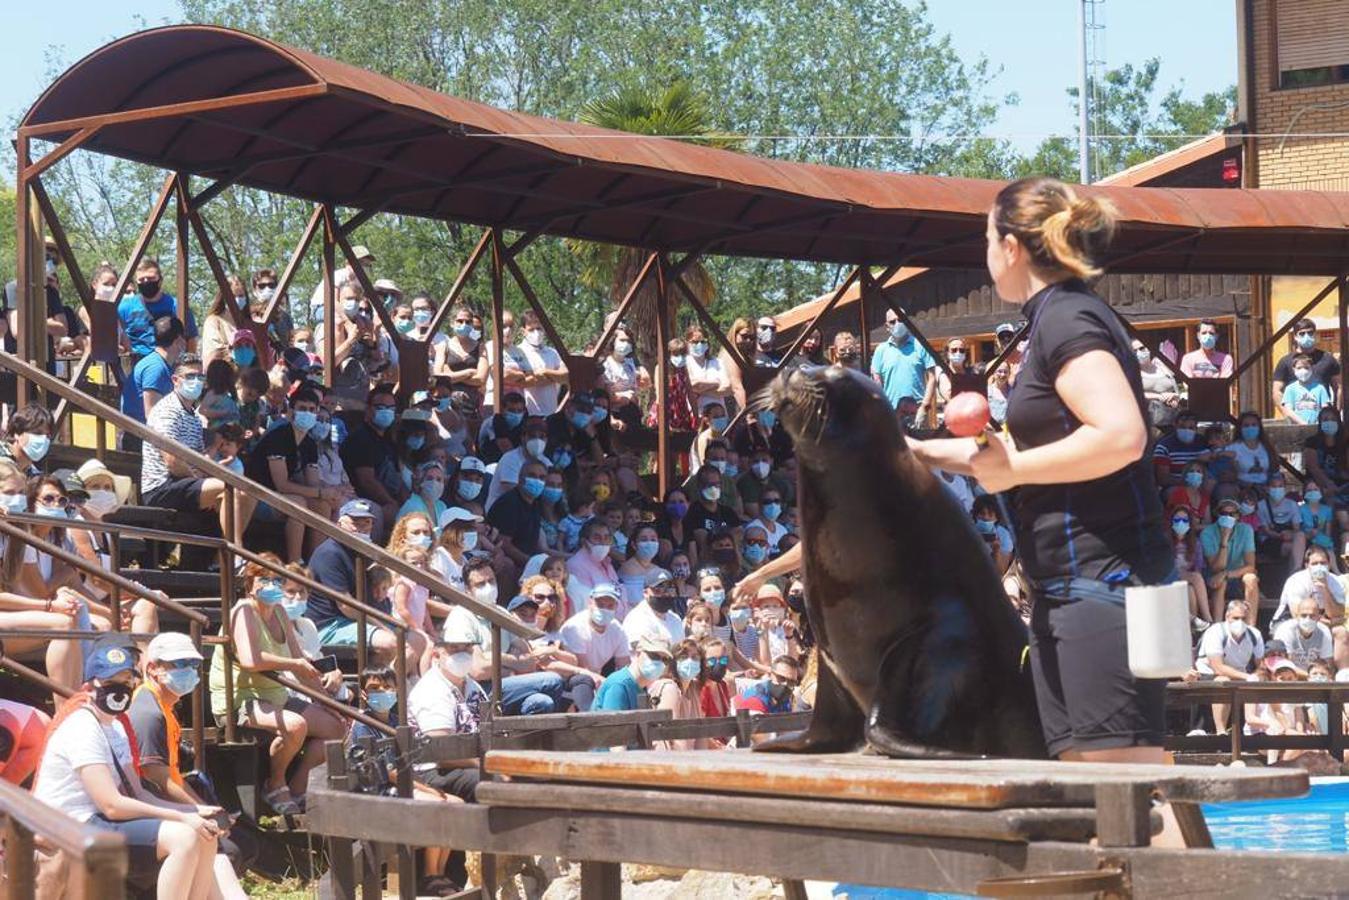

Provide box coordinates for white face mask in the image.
[472,583,498,606]
[1298,615,1318,635]
[83,489,121,516]
[525,329,545,347]
[443,651,474,679]
[1226,618,1247,638]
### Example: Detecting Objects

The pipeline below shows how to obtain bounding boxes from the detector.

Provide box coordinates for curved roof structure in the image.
[21,25,1349,274]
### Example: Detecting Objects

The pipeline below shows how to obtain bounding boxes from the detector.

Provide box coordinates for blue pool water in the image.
[834,778,1349,899]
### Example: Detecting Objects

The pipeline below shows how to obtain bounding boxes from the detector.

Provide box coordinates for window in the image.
[1276,0,1349,89]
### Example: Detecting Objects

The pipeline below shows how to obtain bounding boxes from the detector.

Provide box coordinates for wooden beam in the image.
[321,207,337,388]
[490,230,506,413]
[30,177,90,308]
[501,252,569,367]
[264,204,324,325]
[654,256,672,497]
[591,253,658,357]
[21,126,97,181]
[111,172,179,304]
[1232,275,1338,380]
[176,176,235,318]
[427,229,492,337]
[777,265,864,368]
[671,273,752,373]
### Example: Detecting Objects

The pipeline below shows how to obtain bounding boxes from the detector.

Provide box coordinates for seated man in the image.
[140,353,252,540]
[243,388,337,562]
[444,558,564,716]
[1199,497,1261,624]
[486,458,547,567]
[1272,596,1336,671]
[736,654,803,716]
[409,626,488,811]
[1195,600,1264,733]
[559,583,631,681]
[307,499,415,671]
[593,635,673,711]
[623,570,685,648]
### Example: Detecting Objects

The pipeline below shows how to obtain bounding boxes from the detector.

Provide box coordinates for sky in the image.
[3,0,1239,179]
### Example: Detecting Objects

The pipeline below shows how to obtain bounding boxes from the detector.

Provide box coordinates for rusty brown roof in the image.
[21,26,1349,274]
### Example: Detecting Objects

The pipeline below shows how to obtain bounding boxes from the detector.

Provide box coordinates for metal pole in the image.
[1077,0,1091,185]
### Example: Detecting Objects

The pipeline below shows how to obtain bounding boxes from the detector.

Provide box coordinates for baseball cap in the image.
[1216,497,1241,514]
[350,245,375,262]
[230,330,256,347]
[1270,658,1300,675]
[373,278,401,295]
[439,618,480,647]
[339,499,376,519]
[84,639,138,682]
[995,322,1017,336]
[51,468,88,501]
[589,582,622,602]
[458,456,487,474]
[506,595,539,613]
[439,507,482,529]
[634,635,673,660]
[645,569,675,590]
[401,408,433,423]
[146,632,204,663]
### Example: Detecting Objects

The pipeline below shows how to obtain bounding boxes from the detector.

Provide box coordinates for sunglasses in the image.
[709,655,731,666]
[256,281,278,290]
[531,592,558,602]
[38,495,68,508]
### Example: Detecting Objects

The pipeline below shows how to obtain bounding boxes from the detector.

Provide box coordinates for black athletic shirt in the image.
[1004,280,1171,585]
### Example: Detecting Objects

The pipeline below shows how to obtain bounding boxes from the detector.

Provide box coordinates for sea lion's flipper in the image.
[755,658,864,753]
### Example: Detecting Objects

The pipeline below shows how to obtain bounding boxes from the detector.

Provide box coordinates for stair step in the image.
[119,568,221,596]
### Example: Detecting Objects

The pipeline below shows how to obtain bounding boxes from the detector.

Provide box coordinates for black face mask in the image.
[787,591,806,614]
[767,681,792,703]
[137,279,161,299]
[706,661,727,682]
[648,594,676,615]
[93,682,133,715]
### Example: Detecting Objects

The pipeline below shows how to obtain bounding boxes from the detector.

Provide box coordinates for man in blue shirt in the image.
[119,259,198,447]
[1199,496,1262,613]
[126,316,184,426]
[870,308,935,411]
[594,635,672,711]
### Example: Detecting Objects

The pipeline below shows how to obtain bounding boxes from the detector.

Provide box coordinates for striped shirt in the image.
[141,391,204,493]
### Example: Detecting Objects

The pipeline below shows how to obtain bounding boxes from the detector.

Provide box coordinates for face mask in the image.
[1240,425,1260,442]
[723,463,739,478]
[1322,420,1340,436]
[453,322,473,338]
[1135,348,1150,363]
[137,279,161,298]
[24,433,51,462]
[592,408,609,425]
[1176,428,1197,444]
[787,592,807,614]
[1240,501,1257,516]
[888,322,908,342]
[975,518,996,534]
[639,656,667,681]
[1306,490,1323,504]
[1217,514,1238,530]
[710,416,729,433]
[473,583,498,606]
[767,681,791,703]
[587,541,611,561]
[676,658,701,681]
[701,588,725,607]
[1312,673,1331,682]
[420,479,445,500]
[372,408,396,430]
[227,457,245,475]
[406,435,426,451]
[406,533,433,551]
[591,484,612,502]
[295,340,312,354]
[669,354,685,369]
[1298,616,1318,636]
[648,591,677,614]
[541,485,564,504]
[503,410,525,429]
[702,485,721,503]
[713,547,737,566]
[949,351,966,364]
[93,682,133,715]
[1226,619,1247,638]
[84,489,120,516]
[365,690,396,713]
[525,437,547,458]
[232,347,256,366]
[570,412,591,430]
[1295,368,1312,384]
[667,501,688,519]
[458,480,482,501]
[292,410,318,433]
[521,477,545,500]
[256,286,276,303]
[1268,487,1286,502]
[630,540,658,561]
[459,529,479,551]
[0,493,26,514]
[743,543,766,564]
[728,607,751,628]
[470,327,483,342]
[176,374,204,402]
[613,532,629,553]
[553,451,572,469]
[762,502,782,521]
[1198,333,1217,350]
[36,503,67,519]
[164,667,200,697]
[1172,519,1191,536]
[443,652,474,679]
[759,410,777,430]
[525,330,545,347]
[255,580,286,605]
[1296,333,1316,350]
[45,258,58,278]
[342,299,360,317]
[590,606,615,627]
[1178,470,1203,491]
[282,599,308,621]
[615,340,633,357]
[395,318,415,335]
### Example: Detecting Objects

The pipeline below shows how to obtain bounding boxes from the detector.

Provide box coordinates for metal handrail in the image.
[0,351,538,639]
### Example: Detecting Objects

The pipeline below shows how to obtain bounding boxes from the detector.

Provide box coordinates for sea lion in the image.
[756,364,1046,759]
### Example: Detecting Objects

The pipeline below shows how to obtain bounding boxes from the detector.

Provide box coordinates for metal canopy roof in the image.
[21,25,1349,274]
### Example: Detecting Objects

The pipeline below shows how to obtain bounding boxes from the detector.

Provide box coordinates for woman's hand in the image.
[289,657,321,681]
[178,811,220,840]
[969,432,1020,494]
[732,570,767,607]
[321,669,343,692]
[52,587,83,618]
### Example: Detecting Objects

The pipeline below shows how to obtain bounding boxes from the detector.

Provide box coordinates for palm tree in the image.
[570,82,723,364]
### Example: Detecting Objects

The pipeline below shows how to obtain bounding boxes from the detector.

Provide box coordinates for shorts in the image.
[143,477,206,512]
[217,694,310,729]
[253,500,285,523]
[419,765,480,803]
[88,814,161,874]
[1028,575,1167,757]
[316,616,389,647]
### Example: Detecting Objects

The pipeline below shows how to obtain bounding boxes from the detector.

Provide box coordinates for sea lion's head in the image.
[767,364,901,467]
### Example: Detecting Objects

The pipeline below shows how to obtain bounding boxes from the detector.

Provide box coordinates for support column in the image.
[1340,275,1348,412]
[176,174,190,324]
[322,207,337,389]
[13,135,42,406]
[490,229,506,414]
[859,269,874,364]
[654,256,672,498]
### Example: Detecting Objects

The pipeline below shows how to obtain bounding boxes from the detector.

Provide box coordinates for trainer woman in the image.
[916,177,1173,764]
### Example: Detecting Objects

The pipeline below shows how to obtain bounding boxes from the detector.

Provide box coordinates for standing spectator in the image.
[600,324,652,440]
[753,316,781,367]
[1272,596,1335,670]
[1280,354,1332,424]
[1179,319,1232,379]
[594,635,672,711]
[141,354,251,540]
[870,307,936,412]
[685,326,729,413]
[1133,339,1181,429]
[1272,319,1340,412]
[0,403,53,476]
[1152,411,1209,487]
[719,318,756,412]
[931,338,972,426]
[200,281,251,364]
[1226,412,1272,489]
[986,363,1012,426]
[655,336,697,441]
[1200,497,1261,623]
[442,305,486,401]
[1194,600,1264,733]
[117,257,198,367]
[517,311,568,416]
[830,331,863,371]
[129,317,185,426]
[480,310,528,413]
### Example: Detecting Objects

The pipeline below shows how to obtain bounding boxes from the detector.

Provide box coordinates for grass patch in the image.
[240,873,313,899]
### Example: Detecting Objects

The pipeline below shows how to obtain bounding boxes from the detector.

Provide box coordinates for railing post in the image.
[322,207,337,389]
[82,834,128,900]
[189,620,205,762]
[354,556,369,679]
[491,623,503,713]
[394,625,408,723]
[1339,275,1348,412]
[4,816,37,900]
[220,486,237,743]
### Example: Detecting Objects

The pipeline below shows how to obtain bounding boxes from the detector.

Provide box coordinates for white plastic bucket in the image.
[1126,581,1193,679]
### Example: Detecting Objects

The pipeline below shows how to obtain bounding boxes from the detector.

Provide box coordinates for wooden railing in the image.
[1166,680,1349,761]
[0,777,127,900]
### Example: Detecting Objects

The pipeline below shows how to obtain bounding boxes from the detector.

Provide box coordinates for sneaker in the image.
[1187,728,1208,737]
[1192,616,1209,633]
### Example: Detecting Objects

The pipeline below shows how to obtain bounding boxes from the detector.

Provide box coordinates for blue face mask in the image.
[762,502,782,522]
[1306,490,1323,504]
[639,656,668,681]
[889,322,909,343]
[759,410,777,430]
[1322,420,1341,436]
[1239,501,1256,516]
[1199,333,1217,350]
[570,412,591,430]
[367,690,396,713]
[635,539,659,561]
[407,533,433,550]
[676,658,701,682]
[372,407,396,430]
[590,606,615,627]
[178,376,205,403]
[591,408,609,425]
[711,416,729,432]
[406,435,426,451]
[728,608,751,627]
[1175,428,1197,444]
[541,485,564,504]
[701,588,725,607]
[0,493,27,514]
[282,600,307,621]
[1241,425,1260,442]
[743,543,766,564]
[255,580,285,605]
[22,434,50,462]
[311,421,331,442]
[1268,487,1286,502]
[975,518,996,534]
[232,347,256,366]
[1172,518,1191,536]
[1296,333,1317,350]
[413,309,433,326]
[453,322,473,338]
[36,503,68,518]
[553,451,573,469]
[521,477,545,500]
[293,410,318,432]
[457,480,482,501]
[1217,514,1238,530]
[164,667,200,697]
[1184,471,1204,489]
[503,410,525,429]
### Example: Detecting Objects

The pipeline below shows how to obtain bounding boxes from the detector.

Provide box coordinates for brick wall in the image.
[1252,0,1349,188]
